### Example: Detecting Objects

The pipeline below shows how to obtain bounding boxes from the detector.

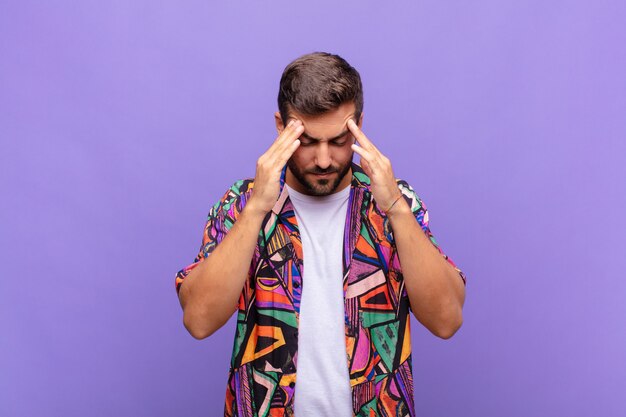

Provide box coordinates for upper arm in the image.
[174,180,252,296]
[396,180,467,286]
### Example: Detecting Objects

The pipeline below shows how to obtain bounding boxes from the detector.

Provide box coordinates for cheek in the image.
[334,146,354,162]
[290,148,311,165]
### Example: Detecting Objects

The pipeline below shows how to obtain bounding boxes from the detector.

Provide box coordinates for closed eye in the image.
[298,138,346,146]
[299,130,351,146]
[331,134,351,146]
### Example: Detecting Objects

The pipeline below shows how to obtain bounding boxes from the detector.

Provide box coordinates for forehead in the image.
[288,102,356,140]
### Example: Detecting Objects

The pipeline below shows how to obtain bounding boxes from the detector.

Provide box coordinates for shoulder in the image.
[395,178,427,214]
[210,178,255,216]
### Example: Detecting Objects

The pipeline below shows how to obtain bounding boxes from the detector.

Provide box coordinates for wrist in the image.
[381,191,402,215]
[385,196,411,219]
[243,197,272,219]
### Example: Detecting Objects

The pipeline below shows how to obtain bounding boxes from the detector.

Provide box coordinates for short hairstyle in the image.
[277,52,363,126]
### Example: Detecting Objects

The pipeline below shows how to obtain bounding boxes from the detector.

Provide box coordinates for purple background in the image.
[1,1,625,416]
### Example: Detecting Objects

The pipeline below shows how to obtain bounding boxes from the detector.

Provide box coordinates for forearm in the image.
[177,120,303,339]
[179,202,267,339]
[387,199,465,339]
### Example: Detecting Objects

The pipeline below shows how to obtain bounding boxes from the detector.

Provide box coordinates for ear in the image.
[274,111,284,134]
[357,113,364,129]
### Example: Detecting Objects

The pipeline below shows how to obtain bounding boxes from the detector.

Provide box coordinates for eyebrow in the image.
[300,129,350,142]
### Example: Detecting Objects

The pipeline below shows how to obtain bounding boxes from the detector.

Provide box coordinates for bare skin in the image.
[275,102,361,197]
[179,104,465,340]
[348,119,465,338]
[179,105,362,339]
[178,120,303,339]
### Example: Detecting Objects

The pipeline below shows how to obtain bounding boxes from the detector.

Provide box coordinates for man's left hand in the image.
[347,119,403,213]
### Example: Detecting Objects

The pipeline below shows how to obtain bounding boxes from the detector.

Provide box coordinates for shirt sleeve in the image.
[396,180,467,285]
[174,180,250,296]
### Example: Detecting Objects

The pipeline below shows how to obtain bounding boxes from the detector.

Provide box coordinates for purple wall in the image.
[2,1,625,416]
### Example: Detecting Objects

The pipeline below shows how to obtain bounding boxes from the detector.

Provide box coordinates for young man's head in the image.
[275,52,364,196]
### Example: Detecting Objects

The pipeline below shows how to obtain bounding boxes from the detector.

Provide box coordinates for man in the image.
[175,52,466,417]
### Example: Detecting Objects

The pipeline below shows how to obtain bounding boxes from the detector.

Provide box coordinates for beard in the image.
[287,155,352,196]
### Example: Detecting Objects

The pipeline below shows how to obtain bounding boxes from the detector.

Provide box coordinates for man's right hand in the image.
[247,119,303,215]
[180,120,303,339]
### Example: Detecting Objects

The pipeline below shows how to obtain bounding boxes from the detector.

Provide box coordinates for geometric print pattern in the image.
[175,163,466,416]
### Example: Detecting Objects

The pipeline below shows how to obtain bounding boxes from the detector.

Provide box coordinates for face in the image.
[275,102,362,196]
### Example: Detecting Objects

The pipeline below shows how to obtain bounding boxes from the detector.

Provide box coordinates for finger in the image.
[267,121,303,159]
[273,119,302,147]
[265,120,302,168]
[360,158,373,176]
[267,120,300,155]
[273,123,303,159]
[347,119,379,153]
[275,138,301,168]
[274,121,303,151]
[351,143,379,168]
[258,138,300,179]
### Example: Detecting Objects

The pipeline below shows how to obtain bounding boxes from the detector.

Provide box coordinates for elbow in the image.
[183,312,218,340]
[179,285,221,340]
[186,326,213,341]
[179,291,236,340]
[432,308,463,340]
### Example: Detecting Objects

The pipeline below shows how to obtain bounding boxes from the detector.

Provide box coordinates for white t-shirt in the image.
[286,183,353,417]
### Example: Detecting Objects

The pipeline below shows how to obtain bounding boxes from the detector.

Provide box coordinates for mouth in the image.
[310,171,336,178]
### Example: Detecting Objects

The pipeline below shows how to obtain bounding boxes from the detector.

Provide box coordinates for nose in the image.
[315,142,331,170]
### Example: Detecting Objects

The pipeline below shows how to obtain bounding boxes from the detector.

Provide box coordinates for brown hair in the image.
[277,52,363,125]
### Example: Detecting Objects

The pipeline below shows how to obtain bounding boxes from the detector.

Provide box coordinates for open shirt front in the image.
[175,163,467,417]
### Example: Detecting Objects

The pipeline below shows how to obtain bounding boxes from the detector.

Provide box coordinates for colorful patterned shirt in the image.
[175,163,466,416]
